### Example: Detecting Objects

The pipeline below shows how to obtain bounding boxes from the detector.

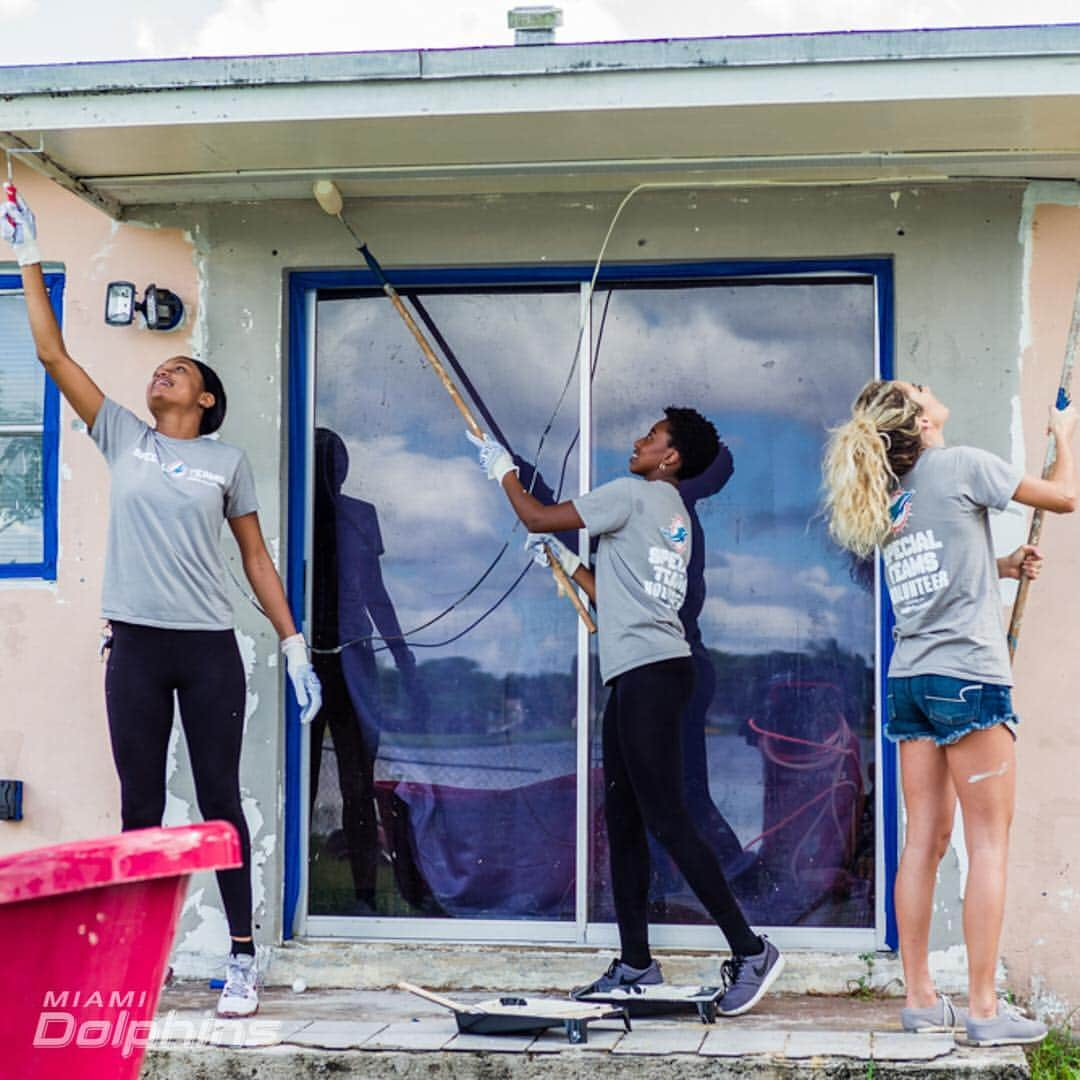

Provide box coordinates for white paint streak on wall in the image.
[242,791,277,919]
[234,628,259,727]
[890,191,902,209]
[951,810,969,901]
[185,224,210,360]
[177,887,230,957]
[87,220,121,280]
[162,713,193,827]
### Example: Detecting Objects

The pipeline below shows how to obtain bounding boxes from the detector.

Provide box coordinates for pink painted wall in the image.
[0,165,199,856]
[1005,198,1080,1017]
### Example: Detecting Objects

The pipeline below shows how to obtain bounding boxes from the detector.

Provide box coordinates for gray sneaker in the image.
[571,958,663,998]
[901,993,967,1033]
[965,1000,1048,1047]
[717,937,785,1016]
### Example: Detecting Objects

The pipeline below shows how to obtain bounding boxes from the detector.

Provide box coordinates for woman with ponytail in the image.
[824,379,1076,1046]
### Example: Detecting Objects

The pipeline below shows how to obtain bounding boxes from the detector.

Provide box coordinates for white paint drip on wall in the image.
[890,190,902,209]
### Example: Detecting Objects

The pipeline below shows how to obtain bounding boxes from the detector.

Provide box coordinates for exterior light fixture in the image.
[104,282,185,332]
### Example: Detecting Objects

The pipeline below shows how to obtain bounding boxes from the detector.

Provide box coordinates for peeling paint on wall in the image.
[176,886,230,957]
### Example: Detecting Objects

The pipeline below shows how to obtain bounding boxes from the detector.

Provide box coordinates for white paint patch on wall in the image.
[185,223,210,360]
[176,886,230,958]
[162,709,194,827]
[235,628,259,728]
[242,791,276,920]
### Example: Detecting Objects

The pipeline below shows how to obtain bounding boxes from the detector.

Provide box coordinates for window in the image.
[0,276,61,579]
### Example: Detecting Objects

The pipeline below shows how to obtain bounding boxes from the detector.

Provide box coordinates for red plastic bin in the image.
[0,822,240,1079]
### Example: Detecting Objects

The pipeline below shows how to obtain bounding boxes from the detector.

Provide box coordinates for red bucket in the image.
[0,822,240,1079]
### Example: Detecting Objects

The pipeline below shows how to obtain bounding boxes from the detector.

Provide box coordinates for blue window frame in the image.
[0,272,62,580]
[285,259,897,945]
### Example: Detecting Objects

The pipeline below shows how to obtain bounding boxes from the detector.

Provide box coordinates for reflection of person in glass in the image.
[824,379,1076,1047]
[310,428,430,913]
[469,407,783,1017]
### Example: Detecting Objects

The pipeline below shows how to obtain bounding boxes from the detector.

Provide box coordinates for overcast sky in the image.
[0,0,1078,66]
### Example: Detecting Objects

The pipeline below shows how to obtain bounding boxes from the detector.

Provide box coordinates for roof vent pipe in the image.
[508,6,562,45]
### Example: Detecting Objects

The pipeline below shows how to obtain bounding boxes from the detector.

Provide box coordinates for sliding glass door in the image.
[300,265,883,944]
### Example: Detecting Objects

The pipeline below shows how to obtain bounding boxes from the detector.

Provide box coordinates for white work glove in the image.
[1,187,41,267]
[466,430,518,483]
[525,533,582,578]
[281,633,322,725]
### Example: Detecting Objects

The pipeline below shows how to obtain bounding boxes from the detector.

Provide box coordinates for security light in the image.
[104,282,185,332]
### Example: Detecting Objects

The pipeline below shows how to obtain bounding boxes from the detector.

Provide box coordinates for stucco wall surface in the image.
[0,167,200,851]
[1003,185,1080,1020]
[148,181,1026,958]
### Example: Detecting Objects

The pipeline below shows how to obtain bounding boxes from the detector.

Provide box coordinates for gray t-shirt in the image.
[573,476,692,684]
[884,445,1022,684]
[90,398,260,630]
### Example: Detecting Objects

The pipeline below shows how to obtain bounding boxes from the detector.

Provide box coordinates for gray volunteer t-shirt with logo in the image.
[573,475,692,684]
[90,398,260,630]
[884,445,1022,685]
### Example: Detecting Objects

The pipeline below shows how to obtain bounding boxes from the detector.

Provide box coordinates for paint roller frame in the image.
[313,180,596,634]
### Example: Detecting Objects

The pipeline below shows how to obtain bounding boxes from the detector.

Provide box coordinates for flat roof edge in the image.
[1,23,1080,97]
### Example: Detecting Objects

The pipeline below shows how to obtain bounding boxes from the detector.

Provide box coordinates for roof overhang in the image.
[2,24,1080,220]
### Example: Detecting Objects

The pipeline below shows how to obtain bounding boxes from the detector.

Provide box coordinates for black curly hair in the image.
[663,406,721,480]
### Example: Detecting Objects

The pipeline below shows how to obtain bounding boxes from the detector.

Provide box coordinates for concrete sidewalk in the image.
[141,983,1030,1078]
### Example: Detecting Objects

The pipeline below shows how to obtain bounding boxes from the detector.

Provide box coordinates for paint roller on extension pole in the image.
[1006,276,1080,661]
[313,180,596,634]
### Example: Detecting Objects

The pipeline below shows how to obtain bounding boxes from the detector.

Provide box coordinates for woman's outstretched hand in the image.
[1,187,41,266]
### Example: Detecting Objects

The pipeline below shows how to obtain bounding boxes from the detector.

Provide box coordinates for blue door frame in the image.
[283,258,898,946]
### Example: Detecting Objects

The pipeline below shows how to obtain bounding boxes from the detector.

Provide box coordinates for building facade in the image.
[1,25,1079,1017]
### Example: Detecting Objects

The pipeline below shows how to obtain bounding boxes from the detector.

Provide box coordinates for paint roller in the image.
[313,180,596,634]
[1007,278,1080,660]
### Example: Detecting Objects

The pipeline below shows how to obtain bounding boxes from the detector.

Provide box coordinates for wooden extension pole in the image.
[376,267,596,635]
[1007,277,1080,661]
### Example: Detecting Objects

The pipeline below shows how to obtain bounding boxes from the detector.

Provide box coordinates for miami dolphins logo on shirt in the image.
[163,459,188,478]
[660,515,689,555]
[889,490,913,533]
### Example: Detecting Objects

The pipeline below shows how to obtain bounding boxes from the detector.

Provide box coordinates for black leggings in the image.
[105,622,252,939]
[603,657,760,966]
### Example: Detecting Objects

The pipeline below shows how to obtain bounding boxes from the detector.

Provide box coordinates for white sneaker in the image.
[216,953,259,1018]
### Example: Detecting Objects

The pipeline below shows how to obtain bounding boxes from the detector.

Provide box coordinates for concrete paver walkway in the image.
[140,984,1031,1078]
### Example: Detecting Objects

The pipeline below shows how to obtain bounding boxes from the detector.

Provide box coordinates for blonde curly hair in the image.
[823,380,924,558]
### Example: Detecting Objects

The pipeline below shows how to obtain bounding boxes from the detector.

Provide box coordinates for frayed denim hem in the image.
[886,714,1019,747]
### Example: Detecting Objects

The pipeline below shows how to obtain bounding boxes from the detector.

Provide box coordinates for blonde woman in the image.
[823,380,1076,1047]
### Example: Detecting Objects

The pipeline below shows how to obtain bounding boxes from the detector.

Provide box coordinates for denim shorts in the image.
[885,675,1019,746]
